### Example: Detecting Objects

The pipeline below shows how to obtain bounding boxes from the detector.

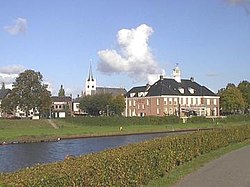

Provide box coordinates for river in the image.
[0,131,186,173]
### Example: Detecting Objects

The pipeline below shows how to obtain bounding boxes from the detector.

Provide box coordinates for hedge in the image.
[63,115,182,126]
[1,125,250,186]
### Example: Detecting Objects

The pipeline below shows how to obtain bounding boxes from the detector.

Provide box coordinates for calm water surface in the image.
[0,132,185,173]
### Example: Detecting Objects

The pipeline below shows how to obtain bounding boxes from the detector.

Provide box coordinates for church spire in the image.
[85,61,96,96]
[87,63,94,81]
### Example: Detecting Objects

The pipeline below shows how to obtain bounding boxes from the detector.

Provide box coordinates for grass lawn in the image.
[0,117,249,143]
[146,139,250,187]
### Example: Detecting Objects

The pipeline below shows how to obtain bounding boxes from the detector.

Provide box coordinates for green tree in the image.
[79,93,125,116]
[1,70,52,118]
[80,93,112,116]
[110,95,125,116]
[219,84,246,114]
[58,85,65,96]
[238,80,250,112]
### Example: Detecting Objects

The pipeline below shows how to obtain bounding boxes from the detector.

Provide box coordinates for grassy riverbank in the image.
[0,116,249,144]
[1,125,250,186]
[146,139,250,187]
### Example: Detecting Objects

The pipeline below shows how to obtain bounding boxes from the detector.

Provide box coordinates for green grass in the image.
[145,139,250,187]
[0,117,250,143]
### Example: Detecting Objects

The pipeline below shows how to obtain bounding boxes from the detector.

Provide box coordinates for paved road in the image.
[174,145,250,187]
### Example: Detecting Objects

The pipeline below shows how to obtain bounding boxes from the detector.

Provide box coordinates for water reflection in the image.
[0,132,184,173]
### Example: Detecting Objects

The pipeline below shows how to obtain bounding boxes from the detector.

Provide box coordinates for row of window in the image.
[52,104,67,109]
[128,97,218,107]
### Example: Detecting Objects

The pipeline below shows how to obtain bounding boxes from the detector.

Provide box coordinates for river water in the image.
[0,132,186,173]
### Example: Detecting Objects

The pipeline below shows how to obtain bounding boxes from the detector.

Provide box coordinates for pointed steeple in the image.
[87,63,94,81]
[85,62,96,96]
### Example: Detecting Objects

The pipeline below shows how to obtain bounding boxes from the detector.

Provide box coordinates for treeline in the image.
[218,80,250,115]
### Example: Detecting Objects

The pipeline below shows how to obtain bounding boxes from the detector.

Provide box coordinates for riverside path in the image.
[174,145,250,187]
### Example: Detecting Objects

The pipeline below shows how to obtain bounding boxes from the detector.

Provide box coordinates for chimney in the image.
[160,75,164,80]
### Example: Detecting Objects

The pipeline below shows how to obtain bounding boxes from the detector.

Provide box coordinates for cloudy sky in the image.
[0,0,249,97]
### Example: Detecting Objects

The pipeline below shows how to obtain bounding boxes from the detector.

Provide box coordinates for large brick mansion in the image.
[124,66,220,117]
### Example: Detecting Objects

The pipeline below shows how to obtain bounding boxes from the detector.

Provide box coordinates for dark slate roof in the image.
[96,87,127,96]
[126,78,216,98]
[51,96,72,102]
[0,89,11,99]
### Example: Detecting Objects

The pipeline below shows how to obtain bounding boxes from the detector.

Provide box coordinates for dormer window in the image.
[130,93,135,97]
[179,87,184,94]
[188,87,195,94]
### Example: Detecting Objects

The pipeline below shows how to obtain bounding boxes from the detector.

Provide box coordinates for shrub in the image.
[1,125,250,186]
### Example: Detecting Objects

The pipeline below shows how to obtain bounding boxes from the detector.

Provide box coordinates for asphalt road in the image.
[174,145,250,187]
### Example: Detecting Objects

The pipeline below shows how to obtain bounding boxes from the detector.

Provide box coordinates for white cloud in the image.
[4,17,27,35]
[226,0,250,14]
[0,65,25,88]
[97,24,165,84]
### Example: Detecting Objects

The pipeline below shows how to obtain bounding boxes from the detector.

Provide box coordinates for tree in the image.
[58,85,65,96]
[80,93,112,116]
[238,80,250,113]
[79,93,125,116]
[1,70,52,118]
[219,84,246,115]
[110,95,126,116]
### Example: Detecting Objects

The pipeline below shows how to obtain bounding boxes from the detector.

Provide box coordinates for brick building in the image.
[125,66,220,117]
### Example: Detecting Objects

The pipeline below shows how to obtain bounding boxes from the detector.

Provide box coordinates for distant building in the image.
[83,65,126,97]
[125,65,220,117]
[51,96,72,118]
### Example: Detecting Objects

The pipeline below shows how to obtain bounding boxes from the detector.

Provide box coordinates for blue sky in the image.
[0,0,249,97]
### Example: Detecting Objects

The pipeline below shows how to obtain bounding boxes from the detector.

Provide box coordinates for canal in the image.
[0,131,187,173]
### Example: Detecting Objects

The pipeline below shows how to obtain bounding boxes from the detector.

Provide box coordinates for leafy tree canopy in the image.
[219,84,246,114]
[238,80,250,110]
[79,93,125,116]
[1,70,51,117]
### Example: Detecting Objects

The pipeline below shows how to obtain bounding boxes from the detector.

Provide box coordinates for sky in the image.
[0,0,250,97]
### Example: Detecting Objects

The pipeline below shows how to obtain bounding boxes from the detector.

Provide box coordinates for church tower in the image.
[172,63,181,83]
[85,64,96,96]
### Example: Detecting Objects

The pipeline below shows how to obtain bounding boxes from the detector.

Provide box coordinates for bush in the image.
[1,125,250,186]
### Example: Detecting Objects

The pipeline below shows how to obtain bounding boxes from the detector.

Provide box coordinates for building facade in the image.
[125,66,220,117]
[51,96,72,118]
[84,65,126,97]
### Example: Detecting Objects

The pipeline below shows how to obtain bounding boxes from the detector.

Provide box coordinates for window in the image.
[169,98,172,105]
[130,93,135,97]
[157,108,160,114]
[179,88,184,94]
[129,100,132,106]
[207,99,210,105]
[133,100,136,106]
[169,108,173,115]
[164,98,167,105]
[146,99,149,106]
[188,87,195,94]
[214,99,217,105]
[174,98,177,105]
[142,104,145,110]
[157,98,160,105]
